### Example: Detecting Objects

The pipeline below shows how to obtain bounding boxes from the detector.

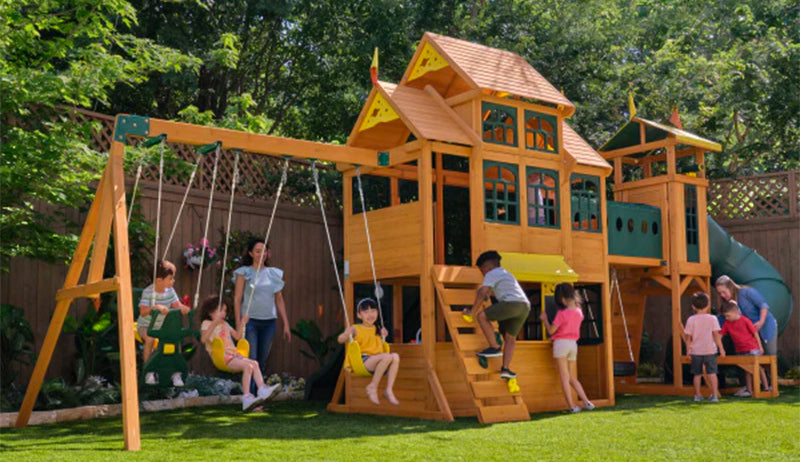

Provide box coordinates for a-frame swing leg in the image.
[15,141,141,451]
[15,170,108,428]
[109,141,141,450]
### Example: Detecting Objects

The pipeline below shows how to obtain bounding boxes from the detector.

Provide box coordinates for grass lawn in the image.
[1,388,798,461]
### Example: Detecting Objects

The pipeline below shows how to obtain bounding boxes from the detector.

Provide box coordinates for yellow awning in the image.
[499,252,579,283]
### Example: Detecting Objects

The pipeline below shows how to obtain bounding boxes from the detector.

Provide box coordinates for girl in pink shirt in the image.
[540,283,594,413]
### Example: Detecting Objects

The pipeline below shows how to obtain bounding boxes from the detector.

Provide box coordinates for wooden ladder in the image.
[432,265,530,424]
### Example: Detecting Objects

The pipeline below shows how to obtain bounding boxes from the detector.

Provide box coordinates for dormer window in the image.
[525,111,558,154]
[482,102,517,147]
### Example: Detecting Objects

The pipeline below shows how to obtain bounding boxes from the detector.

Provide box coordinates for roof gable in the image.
[403,33,575,115]
[348,81,473,149]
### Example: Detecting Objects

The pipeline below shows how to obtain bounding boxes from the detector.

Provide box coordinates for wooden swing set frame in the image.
[14,115,380,451]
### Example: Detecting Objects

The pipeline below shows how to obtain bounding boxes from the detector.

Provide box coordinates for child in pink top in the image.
[720,300,765,397]
[683,292,726,402]
[540,282,594,413]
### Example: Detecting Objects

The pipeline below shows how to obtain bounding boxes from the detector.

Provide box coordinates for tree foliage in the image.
[110,0,797,176]
[3,0,798,269]
[0,0,197,270]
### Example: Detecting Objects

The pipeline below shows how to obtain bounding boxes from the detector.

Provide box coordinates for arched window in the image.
[525,111,558,154]
[482,102,517,147]
[484,161,519,224]
[571,174,601,232]
[527,168,559,228]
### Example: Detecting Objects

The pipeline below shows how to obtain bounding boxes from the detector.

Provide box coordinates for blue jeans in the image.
[245,318,276,393]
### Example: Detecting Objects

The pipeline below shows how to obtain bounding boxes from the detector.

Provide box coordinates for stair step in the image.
[470,379,522,399]
[453,333,489,351]
[441,288,478,306]
[477,403,530,423]
[463,356,502,376]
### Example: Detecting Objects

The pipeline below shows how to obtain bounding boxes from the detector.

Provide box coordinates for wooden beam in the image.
[425,85,481,145]
[109,140,141,450]
[419,142,436,366]
[445,89,481,107]
[601,138,675,160]
[650,275,672,290]
[56,277,120,302]
[16,161,108,429]
[86,173,114,289]
[435,152,445,264]
[141,117,378,166]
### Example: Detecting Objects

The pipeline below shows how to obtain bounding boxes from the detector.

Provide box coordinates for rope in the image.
[612,269,635,362]
[242,158,290,318]
[217,151,240,312]
[127,161,144,224]
[355,167,385,338]
[193,143,221,309]
[162,151,205,256]
[312,162,351,338]
[149,139,165,307]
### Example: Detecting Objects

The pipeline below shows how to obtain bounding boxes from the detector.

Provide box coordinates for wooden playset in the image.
[16,32,787,450]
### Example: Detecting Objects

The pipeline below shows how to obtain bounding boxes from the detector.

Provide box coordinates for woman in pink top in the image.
[541,283,595,413]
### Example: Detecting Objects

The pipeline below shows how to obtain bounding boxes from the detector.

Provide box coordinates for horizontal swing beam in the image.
[114,115,379,166]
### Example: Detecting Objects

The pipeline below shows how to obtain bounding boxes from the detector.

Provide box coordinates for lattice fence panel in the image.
[707,171,798,221]
[72,108,341,208]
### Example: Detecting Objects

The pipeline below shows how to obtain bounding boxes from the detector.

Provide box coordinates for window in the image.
[685,185,699,262]
[524,111,558,154]
[527,168,559,228]
[484,161,519,224]
[571,174,601,232]
[482,102,517,146]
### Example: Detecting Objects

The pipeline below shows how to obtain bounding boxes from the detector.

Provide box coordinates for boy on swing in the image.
[138,260,191,386]
[463,250,531,379]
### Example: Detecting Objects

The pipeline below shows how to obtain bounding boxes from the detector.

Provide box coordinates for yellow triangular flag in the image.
[628,92,637,119]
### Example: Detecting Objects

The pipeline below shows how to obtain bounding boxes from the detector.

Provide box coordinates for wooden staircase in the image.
[432,265,530,423]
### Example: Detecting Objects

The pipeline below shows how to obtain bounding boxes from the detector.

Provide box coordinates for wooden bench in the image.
[680,355,779,398]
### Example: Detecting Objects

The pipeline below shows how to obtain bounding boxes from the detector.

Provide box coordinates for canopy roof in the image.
[599,117,722,157]
[500,252,579,283]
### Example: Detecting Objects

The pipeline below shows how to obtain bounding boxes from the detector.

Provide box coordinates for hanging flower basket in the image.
[183,238,218,270]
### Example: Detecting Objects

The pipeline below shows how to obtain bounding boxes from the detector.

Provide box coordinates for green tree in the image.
[0,0,198,270]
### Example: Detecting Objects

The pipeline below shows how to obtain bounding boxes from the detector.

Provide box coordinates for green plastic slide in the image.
[708,216,793,335]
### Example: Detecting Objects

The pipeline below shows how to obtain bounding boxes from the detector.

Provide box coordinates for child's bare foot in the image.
[383,390,400,405]
[366,385,380,405]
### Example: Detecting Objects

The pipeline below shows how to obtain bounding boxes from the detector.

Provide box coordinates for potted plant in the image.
[183,238,218,269]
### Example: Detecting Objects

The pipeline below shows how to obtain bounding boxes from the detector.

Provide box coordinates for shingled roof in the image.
[420,33,575,114]
[562,123,611,170]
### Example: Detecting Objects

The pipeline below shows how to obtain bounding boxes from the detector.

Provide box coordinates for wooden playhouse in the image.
[328,33,617,423]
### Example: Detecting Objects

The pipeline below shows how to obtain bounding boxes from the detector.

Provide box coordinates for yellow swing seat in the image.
[210,337,250,373]
[344,339,391,377]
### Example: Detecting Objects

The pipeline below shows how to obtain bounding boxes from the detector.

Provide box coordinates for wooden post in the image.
[15,167,108,428]
[419,143,436,365]
[435,151,445,264]
[108,141,141,450]
[469,145,484,262]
